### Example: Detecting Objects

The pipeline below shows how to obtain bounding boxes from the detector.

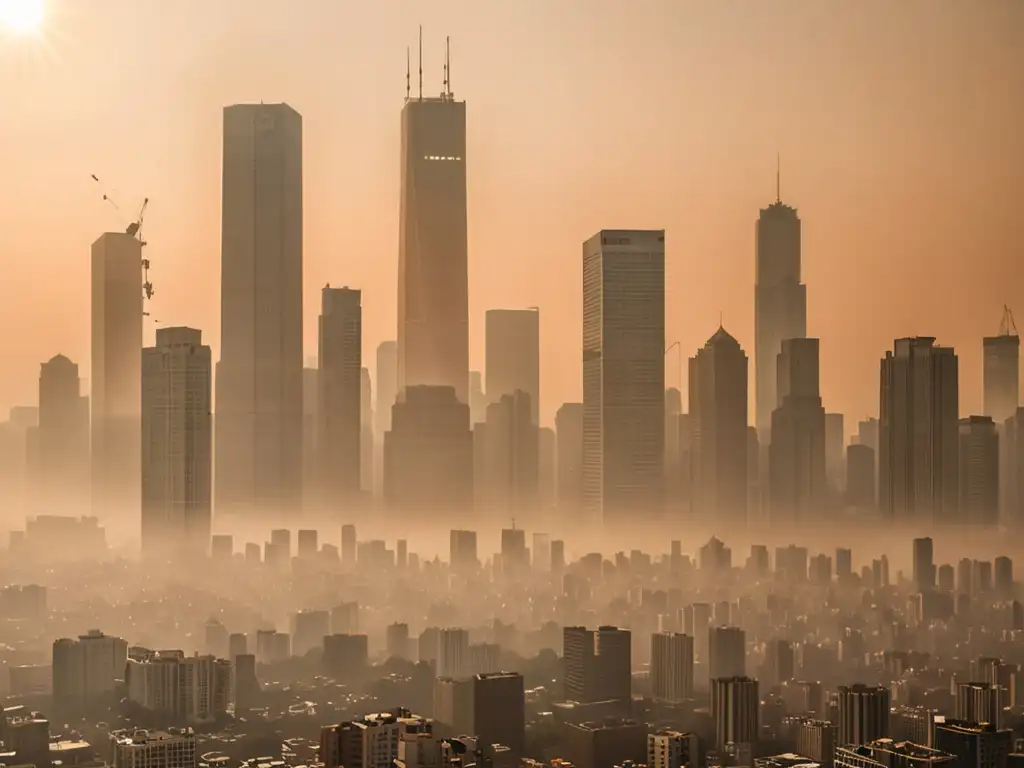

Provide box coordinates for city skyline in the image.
[0,2,1020,428]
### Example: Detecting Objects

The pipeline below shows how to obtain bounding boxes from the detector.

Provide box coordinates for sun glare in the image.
[0,0,45,35]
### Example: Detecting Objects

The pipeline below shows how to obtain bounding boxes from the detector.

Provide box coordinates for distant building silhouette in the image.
[35,354,89,506]
[90,232,142,518]
[485,308,540,424]
[847,443,876,510]
[217,103,304,517]
[582,230,666,526]
[556,402,584,521]
[651,632,694,703]
[755,193,806,442]
[711,676,759,751]
[317,286,362,507]
[562,625,631,709]
[825,413,846,493]
[959,416,999,526]
[477,391,538,523]
[398,91,469,403]
[879,338,959,524]
[384,385,473,519]
[689,327,748,525]
[768,338,826,526]
[1005,407,1024,525]
[374,341,398,496]
[984,316,1019,425]
[360,367,373,494]
[141,327,212,557]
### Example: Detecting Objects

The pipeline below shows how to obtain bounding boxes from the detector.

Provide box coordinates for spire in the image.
[406,47,411,101]
[418,25,423,100]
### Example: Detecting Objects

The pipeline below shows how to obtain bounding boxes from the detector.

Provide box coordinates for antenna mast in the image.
[776,152,781,203]
[445,35,452,98]
[1000,305,1019,337]
[418,25,423,100]
[406,47,411,101]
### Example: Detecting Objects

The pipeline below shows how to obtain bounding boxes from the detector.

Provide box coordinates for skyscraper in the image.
[651,632,694,703]
[36,354,89,503]
[768,338,826,526]
[398,81,469,403]
[141,327,213,556]
[879,338,959,524]
[91,232,142,516]
[959,416,999,526]
[837,684,891,746]
[711,676,759,751]
[485,308,540,424]
[217,102,303,517]
[562,625,631,708]
[360,367,373,494]
[984,312,1019,425]
[478,391,538,521]
[755,188,806,441]
[582,230,665,526]
[318,286,362,504]
[556,402,584,520]
[374,341,399,439]
[689,327,749,524]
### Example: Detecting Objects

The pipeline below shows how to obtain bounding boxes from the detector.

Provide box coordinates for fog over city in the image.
[1,4,1023,768]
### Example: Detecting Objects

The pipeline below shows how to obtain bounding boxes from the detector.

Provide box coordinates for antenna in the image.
[406,47,411,101]
[1000,305,1019,337]
[418,25,423,100]
[775,152,781,203]
[446,35,452,97]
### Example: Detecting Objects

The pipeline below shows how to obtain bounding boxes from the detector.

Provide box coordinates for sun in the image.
[0,0,45,35]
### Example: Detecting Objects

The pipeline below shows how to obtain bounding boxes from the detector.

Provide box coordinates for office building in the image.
[879,338,959,524]
[437,628,469,679]
[959,417,999,526]
[711,676,760,751]
[582,230,666,525]
[837,685,891,746]
[563,625,631,706]
[478,391,538,520]
[932,720,1012,768]
[111,728,196,768]
[360,367,373,493]
[302,362,318,503]
[398,84,469,403]
[768,338,826,525]
[52,630,128,716]
[690,327,749,524]
[318,286,362,503]
[984,319,1020,426]
[795,719,836,768]
[955,682,1001,728]
[825,413,845,491]
[847,444,876,509]
[35,354,90,504]
[556,402,584,518]
[141,327,212,556]
[709,626,746,681]
[474,672,526,760]
[383,385,473,518]
[449,529,478,573]
[485,308,540,424]
[217,102,304,516]
[323,634,369,681]
[91,232,143,516]
[755,190,806,441]
[125,651,232,721]
[651,632,694,703]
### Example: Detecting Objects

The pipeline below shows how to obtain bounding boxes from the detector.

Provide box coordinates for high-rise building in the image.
[768,338,826,526]
[52,630,128,716]
[217,102,303,517]
[795,719,836,768]
[582,230,665,526]
[398,86,468,403]
[125,650,232,720]
[556,402,584,519]
[755,190,806,442]
[825,413,846,491]
[318,286,362,504]
[383,385,473,519]
[912,537,935,592]
[837,685,891,746]
[879,338,959,524]
[449,529,478,573]
[984,316,1019,426]
[91,232,142,516]
[360,367,373,494]
[847,444,876,509]
[651,632,694,703]
[933,720,1012,768]
[141,327,212,556]
[437,628,469,679]
[478,391,538,520]
[563,626,631,707]
[302,364,319,503]
[473,672,526,760]
[485,308,540,424]
[711,676,759,750]
[1004,407,1024,525]
[111,727,196,768]
[959,416,999,526]
[690,327,749,524]
[374,341,398,496]
[955,682,1001,728]
[709,626,746,681]
[648,731,698,768]
[36,354,89,504]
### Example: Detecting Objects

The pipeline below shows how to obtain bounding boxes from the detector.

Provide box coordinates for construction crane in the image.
[91,175,154,316]
[999,305,1018,337]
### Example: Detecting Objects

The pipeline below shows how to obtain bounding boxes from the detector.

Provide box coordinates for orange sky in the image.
[0,0,1021,430]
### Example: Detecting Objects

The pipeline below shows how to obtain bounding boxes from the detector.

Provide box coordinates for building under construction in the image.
[983,306,1019,426]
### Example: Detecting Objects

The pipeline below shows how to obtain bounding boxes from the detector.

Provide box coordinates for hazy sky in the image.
[0,0,1021,429]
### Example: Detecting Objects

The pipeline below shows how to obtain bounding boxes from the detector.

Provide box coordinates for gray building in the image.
[141,327,212,556]
[216,103,304,516]
[556,402,584,520]
[983,315,1019,425]
[485,308,540,424]
[958,416,999,526]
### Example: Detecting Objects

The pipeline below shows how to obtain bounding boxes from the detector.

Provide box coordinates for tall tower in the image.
[217,103,304,517]
[984,307,1020,425]
[755,179,806,442]
[485,308,541,424]
[582,230,666,527]
[689,327,749,525]
[37,355,89,504]
[879,337,959,524]
[317,286,362,505]
[141,327,212,556]
[91,232,143,517]
[959,416,999,526]
[398,55,469,404]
